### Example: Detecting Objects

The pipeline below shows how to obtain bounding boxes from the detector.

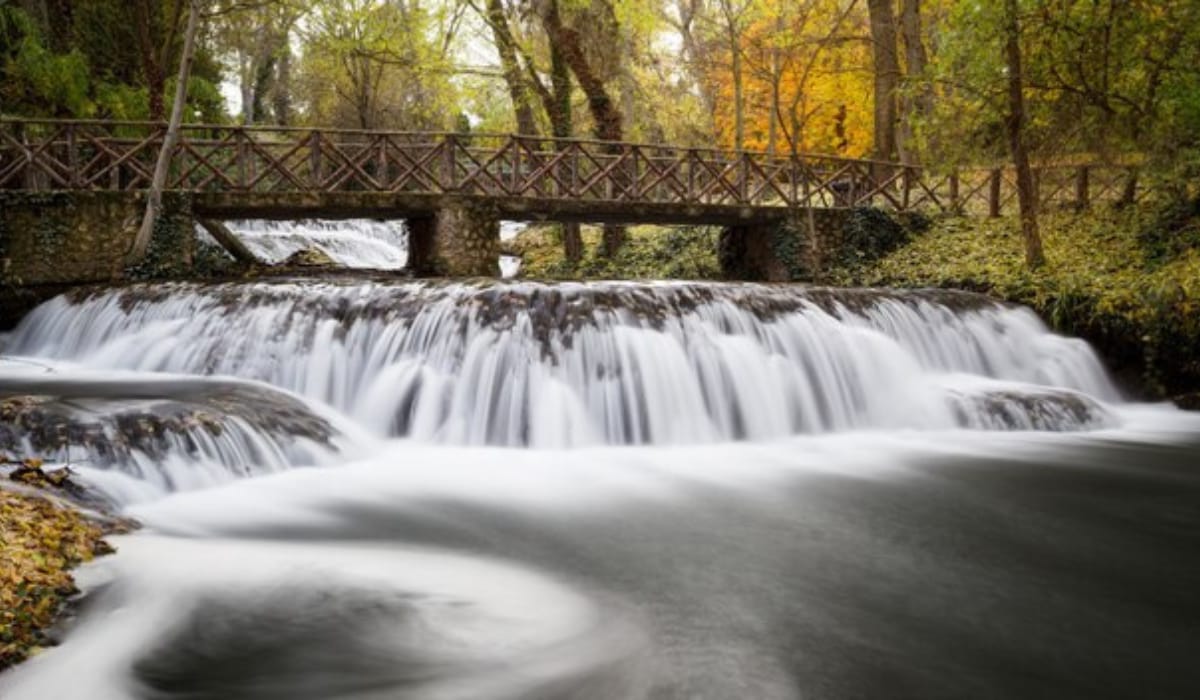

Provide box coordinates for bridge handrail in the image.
[0,117,1145,214]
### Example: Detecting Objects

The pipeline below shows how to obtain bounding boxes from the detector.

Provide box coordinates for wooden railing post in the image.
[801,157,811,208]
[375,134,387,188]
[686,149,697,203]
[109,132,120,190]
[570,142,580,197]
[66,124,80,189]
[901,166,913,211]
[1121,167,1138,206]
[511,135,521,195]
[236,129,248,190]
[789,155,799,207]
[14,121,34,190]
[988,168,1002,218]
[739,153,750,204]
[443,133,457,192]
[949,172,960,214]
[1075,165,1089,210]
[309,130,323,188]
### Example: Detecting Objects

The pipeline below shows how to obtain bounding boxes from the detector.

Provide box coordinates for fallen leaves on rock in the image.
[0,486,113,669]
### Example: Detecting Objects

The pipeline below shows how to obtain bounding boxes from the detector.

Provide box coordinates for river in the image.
[1,275,1198,699]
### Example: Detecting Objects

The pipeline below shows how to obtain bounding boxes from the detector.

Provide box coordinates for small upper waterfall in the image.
[4,280,1120,447]
[204,220,410,268]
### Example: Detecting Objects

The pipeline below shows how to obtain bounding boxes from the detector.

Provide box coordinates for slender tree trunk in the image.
[128,0,199,264]
[898,0,930,163]
[767,13,782,156]
[867,0,900,162]
[487,0,538,135]
[272,46,293,126]
[1003,0,1044,268]
[729,30,745,151]
[550,44,583,263]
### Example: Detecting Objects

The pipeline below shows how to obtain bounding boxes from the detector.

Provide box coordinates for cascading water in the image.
[2,277,1198,699]
[203,219,410,268]
[5,281,1118,448]
[195,219,525,277]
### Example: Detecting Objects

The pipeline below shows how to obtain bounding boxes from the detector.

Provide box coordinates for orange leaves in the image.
[0,489,112,669]
[703,0,873,156]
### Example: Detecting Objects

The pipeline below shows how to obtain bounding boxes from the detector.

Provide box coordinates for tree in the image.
[897,0,931,163]
[1003,0,1044,267]
[296,0,459,130]
[535,0,626,256]
[480,0,538,135]
[130,0,201,264]
[210,0,305,124]
[713,0,754,151]
[866,0,899,161]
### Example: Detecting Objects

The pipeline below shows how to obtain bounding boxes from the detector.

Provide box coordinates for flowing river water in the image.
[1,275,1198,699]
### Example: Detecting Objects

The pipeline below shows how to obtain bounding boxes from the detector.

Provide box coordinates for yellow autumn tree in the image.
[705,0,874,156]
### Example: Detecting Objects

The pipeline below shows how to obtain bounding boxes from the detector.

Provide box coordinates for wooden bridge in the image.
[0,118,1145,278]
[0,119,1143,217]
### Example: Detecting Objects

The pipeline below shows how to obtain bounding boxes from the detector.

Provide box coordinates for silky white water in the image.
[209,219,410,268]
[2,278,1198,699]
[197,219,525,277]
[4,281,1119,448]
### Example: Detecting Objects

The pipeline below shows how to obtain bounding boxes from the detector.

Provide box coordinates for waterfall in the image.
[200,219,410,268]
[5,280,1120,447]
[0,363,361,501]
[4,278,1199,700]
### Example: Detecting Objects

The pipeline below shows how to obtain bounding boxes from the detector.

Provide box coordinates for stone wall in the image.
[0,191,195,327]
[408,201,500,277]
[1,191,194,286]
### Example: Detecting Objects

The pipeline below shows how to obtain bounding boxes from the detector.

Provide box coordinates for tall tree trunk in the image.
[1003,0,1044,268]
[729,29,745,151]
[487,0,538,135]
[128,0,199,264]
[550,44,583,263]
[898,0,930,163]
[867,0,900,163]
[537,0,625,257]
[272,45,293,126]
[135,0,167,121]
[536,0,621,142]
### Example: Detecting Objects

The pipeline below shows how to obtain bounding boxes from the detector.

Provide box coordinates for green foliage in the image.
[0,6,91,116]
[296,0,459,129]
[1138,197,1200,266]
[513,224,720,280]
[1,2,227,121]
[833,207,911,268]
[832,209,1200,396]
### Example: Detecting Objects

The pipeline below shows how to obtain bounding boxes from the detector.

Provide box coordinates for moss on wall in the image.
[0,191,195,287]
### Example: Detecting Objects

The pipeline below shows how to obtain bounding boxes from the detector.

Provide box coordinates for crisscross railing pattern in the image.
[0,119,1141,215]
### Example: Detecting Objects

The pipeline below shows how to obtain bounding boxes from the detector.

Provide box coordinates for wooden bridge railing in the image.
[0,118,1143,215]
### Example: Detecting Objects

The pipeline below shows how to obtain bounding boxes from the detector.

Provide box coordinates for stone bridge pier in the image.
[406,201,500,277]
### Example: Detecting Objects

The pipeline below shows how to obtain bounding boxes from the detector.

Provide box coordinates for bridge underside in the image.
[0,189,841,293]
[192,192,793,226]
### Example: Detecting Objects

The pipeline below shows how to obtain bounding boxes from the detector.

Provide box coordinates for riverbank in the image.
[1,466,119,670]
[829,207,1200,403]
